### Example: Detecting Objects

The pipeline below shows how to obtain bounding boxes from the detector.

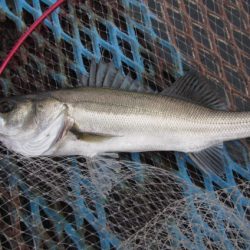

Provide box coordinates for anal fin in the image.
[189,144,225,176]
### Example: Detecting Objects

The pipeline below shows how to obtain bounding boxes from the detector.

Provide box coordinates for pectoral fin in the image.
[70,125,115,143]
[77,133,114,142]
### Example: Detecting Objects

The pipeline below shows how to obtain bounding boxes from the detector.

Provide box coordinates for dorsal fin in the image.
[111,68,126,89]
[88,59,97,87]
[80,60,154,93]
[103,62,118,88]
[161,71,227,111]
[96,62,109,87]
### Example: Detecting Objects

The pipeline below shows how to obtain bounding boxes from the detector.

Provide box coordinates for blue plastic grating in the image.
[0,0,184,94]
[0,0,250,249]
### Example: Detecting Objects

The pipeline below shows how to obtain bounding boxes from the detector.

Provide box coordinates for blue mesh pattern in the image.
[0,157,120,249]
[0,0,56,31]
[0,0,250,249]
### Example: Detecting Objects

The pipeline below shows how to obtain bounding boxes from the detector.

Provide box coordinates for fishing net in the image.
[0,0,250,249]
[1,153,250,249]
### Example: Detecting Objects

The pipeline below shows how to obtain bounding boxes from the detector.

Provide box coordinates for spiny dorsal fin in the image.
[161,71,227,111]
[111,68,126,89]
[189,144,225,176]
[81,60,154,93]
[88,59,97,87]
[96,62,109,87]
[103,62,118,88]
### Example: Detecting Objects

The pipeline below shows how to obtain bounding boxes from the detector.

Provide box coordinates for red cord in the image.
[0,0,65,76]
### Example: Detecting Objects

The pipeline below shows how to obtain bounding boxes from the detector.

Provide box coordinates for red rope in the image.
[0,0,65,76]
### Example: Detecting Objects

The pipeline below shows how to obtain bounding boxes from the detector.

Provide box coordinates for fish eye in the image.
[0,101,15,113]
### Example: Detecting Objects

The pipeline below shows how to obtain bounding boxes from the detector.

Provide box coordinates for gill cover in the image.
[0,97,74,157]
[19,114,74,156]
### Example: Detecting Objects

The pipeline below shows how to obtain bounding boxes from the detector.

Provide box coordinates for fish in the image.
[0,60,248,175]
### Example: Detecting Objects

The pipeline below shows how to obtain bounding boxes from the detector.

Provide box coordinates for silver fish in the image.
[0,61,248,174]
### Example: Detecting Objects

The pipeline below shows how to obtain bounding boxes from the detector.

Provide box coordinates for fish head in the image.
[0,95,73,156]
[0,98,34,136]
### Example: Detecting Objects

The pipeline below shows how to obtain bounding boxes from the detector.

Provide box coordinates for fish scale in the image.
[0,61,249,176]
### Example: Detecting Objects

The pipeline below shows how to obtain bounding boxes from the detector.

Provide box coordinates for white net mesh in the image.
[1,153,250,249]
[120,183,250,250]
[0,0,249,249]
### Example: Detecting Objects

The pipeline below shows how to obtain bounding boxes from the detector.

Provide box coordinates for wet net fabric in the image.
[0,0,250,249]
